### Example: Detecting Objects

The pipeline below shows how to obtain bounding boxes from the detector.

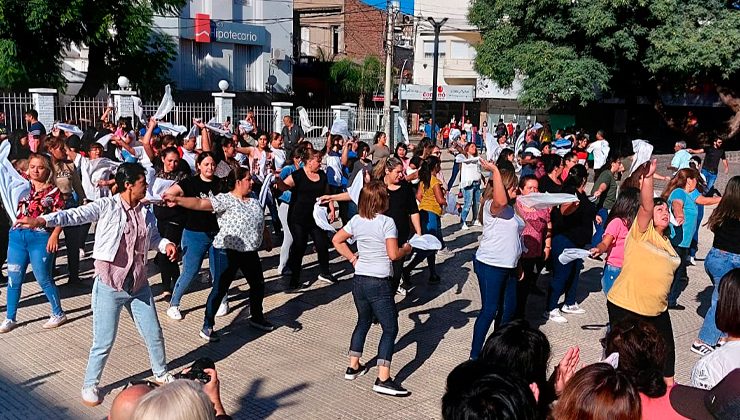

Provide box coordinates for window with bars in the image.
[423,41,445,59]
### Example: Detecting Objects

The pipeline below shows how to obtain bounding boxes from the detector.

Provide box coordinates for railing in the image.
[141,102,215,127]
[0,92,34,132]
[56,97,109,128]
[355,108,384,140]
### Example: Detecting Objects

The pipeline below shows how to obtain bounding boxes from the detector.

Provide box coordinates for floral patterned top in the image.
[17,183,65,231]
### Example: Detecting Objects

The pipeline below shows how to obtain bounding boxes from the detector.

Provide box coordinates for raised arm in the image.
[479,158,508,213]
[636,159,657,233]
[141,118,158,161]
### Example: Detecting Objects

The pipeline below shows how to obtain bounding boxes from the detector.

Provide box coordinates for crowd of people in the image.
[0,107,737,418]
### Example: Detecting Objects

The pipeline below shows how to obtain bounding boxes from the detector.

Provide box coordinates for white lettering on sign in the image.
[216,30,259,43]
[400,84,475,102]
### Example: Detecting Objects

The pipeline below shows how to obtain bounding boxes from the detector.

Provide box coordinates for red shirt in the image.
[17,183,65,222]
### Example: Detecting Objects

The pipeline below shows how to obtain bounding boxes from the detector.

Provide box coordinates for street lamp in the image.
[427,17,447,140]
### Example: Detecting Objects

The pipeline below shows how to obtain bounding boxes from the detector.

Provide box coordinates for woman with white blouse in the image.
[458,142,483,230]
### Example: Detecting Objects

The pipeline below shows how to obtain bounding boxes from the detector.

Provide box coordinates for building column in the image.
[272,102,293,133]
[341,103,357,133]
[331,105,349,124]
[391,105,401,148]
[111,90,138,122]
[28,88,57,131]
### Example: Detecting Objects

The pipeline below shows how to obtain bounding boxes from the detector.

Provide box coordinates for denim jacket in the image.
[41,195,171,262]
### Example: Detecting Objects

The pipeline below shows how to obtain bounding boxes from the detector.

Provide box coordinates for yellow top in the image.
[418,176,443,216]
[607,221,680,316]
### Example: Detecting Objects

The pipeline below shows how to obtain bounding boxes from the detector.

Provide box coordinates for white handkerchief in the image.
[445,190,458,215]
[313,202,336,232]
[146,178,175,203]
[629,139,653,175]
[158,121,188,135]
[348,169,364,204]
[601,352,620,369]
[517,193,579,209]
[0,140,30,223]
[96,133,114,148]
[558,248,591,265]
[152,85,174,120]
[54,123,84,137]
[409,234,442,251]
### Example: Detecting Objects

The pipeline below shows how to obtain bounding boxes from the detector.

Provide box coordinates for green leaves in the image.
[329,56,384,104]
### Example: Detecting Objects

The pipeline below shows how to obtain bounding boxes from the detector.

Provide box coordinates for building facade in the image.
[155,0,293,94]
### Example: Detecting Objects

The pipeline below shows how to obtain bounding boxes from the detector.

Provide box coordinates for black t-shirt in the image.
[713,218,740,254]
[178,175,222,232]
[288,168,328,225]
[349,159,372,184]
[385,182,419,244]
[538,175,563,193]
[552,189,596,247]
[703,147,726,173]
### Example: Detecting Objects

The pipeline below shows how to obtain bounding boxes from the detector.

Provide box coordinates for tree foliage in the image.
[329,56,383,108]
[0,0,184,98]
[469,0,740,137]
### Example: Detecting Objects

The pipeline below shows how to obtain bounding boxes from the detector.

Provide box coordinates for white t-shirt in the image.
[475,201,525,268]
[587,139,610,169]
[181,149,197,174]
[210,193,264,252]
[343,214,397,278]
[691,341,740,390]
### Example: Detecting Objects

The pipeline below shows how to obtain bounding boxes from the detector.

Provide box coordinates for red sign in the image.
[195,13,211,43]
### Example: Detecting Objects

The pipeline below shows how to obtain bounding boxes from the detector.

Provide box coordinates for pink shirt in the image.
[94,199,149,293]
[603,218,630,268]
[516,199,551,259]
[640,387,689,420]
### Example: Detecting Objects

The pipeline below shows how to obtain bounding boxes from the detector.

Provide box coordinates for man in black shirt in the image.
[690,137,728,195]
[281,115,304,155]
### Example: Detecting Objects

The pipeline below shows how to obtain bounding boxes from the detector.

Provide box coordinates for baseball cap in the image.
[670,369,740,420]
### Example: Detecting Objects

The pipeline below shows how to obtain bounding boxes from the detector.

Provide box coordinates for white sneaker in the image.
[437,248,454,258]
[42,313,68,329]
[154,372,175,384]
[166,306,182,321]
[688,257,696,266]
[396,286,407,296]
[460,223,469,231]
[473,220,482,227]
[561,304,586,314]
[0,318,17,333]
[215,297,229,317]
[81,386,101,407]
[547,309,568,323]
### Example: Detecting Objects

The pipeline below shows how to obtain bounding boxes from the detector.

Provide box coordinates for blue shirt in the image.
[424,124,439,139]
[671,150,691,170]
[668,188,698,248]
[279,164,299,203]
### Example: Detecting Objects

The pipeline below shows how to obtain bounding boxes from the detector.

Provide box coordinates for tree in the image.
[0,0,183,98]
[329,56,383,109]
[469,0,740,140]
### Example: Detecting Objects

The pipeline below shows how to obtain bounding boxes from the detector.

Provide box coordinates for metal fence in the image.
[141,102,215,127]
[0,92,34,132]
[356,108,384,140]
[56,97,109,128]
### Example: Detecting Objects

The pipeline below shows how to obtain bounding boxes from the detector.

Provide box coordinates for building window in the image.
[332,26,340,55]
[301,27,310,55]
[450,41,476,60]
[423,41,445,59]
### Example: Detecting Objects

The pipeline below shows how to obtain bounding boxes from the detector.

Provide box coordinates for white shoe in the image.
[0,318,17,333]
[81,386,101,407]
[547,309,568,323]
[154,372,175,384]
[460,223,470,231]
[396,286,407,296]
[437,248,454,258]
[473,220,482,227]
[688,257,696,266]
[215,297,229,317]
[166,306,182,321]
[561,304,586,314]
[42,313,68,329]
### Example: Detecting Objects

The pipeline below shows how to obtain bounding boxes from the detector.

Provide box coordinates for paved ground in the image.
[0,152,736,419]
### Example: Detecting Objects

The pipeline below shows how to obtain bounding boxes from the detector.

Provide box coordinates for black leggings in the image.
[607,301,676,377]
[63,224,89,282]
[287,221,331,286]
[516,257,544,319]
[205,250,265,329]
[156,221,184,292]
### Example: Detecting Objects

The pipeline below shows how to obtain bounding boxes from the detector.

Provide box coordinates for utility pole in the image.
[383,1,398,145]
[428,17,447,143]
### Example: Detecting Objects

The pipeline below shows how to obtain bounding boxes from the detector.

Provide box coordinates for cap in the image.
[66,135,81,150]
[670,369,740,420]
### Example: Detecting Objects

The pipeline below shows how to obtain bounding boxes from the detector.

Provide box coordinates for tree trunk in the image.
[76,43,107,98]
[717,86,740,139]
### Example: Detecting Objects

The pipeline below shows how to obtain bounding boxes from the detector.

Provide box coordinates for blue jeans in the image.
[5,228,63,321]
[668,246,690,307]
[601,264,622,296]
[591,207,609,247]
[470,259,517,359]
[349,275,398,367]
[698,248,740,346]
[701,169,717,195]
[460,181,481,225]
[83,278,167,387]
[447,163,461,190]
[169,229,217,307]
[548,235,584,311]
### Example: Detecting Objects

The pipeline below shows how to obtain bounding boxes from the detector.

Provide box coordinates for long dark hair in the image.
[419,156,441,189]
[563,164,588,191]
[706,176,740,231]
[223,166,250,191]
[605,187,640,228]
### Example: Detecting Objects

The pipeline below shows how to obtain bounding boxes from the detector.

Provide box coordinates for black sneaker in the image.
[668,303,686,311]
[373,377,409,396]
[249,318,275,332]
[344,364,369,380]
[428,274,441,284]
[318,273,337,284]
[199,327,220,342]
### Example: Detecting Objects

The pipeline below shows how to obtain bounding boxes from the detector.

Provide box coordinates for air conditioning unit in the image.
[272,49,286,61]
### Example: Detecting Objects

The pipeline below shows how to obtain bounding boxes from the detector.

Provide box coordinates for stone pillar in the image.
[28,88,57,131]
[212,92,235,125]
[391,105,401,148]
[272,102,293,133]
[331,105,349,124]
[341,103,357,133]
[111,89,138,121]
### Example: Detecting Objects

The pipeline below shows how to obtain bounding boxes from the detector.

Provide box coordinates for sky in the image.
[362,0,414,15]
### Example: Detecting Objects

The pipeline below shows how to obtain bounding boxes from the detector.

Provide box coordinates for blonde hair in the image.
[27,153,55,185]
[478,169,518,223]
[132,380,215,420]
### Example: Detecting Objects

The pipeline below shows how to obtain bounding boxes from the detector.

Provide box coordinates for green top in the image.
[591,170,617,210]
